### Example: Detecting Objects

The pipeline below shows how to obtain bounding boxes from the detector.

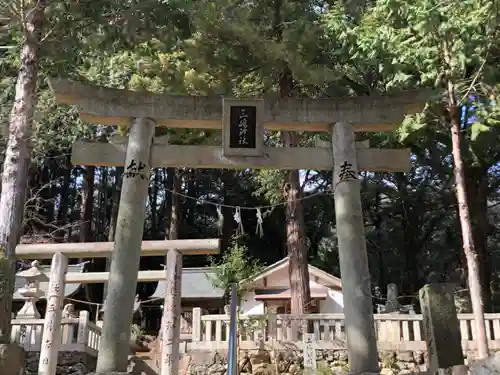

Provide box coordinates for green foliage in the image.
[239,315,267,336]
[363,0,494,85]
[208,241,264,297]
[0,0,500,321]
[322,0,497,141]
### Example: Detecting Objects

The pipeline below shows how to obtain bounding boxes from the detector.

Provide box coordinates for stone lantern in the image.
[14,260,49,349]
[16,260,49,319]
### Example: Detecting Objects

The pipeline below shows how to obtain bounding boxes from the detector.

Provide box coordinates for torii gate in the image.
[49,78,426,375]
[14,240,220,375]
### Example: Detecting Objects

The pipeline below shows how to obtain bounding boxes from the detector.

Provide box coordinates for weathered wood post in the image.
[96,117,156,373]
[161,249,182,375]
[38,252,68,375]
[331,122,379,374]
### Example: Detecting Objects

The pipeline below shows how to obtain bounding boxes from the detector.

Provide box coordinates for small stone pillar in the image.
[303,333,317,373]
[16,260,49,349]
[161,250,182,375]
[419,283,464,373]
[38,252,68,375]
[191,308,201,343]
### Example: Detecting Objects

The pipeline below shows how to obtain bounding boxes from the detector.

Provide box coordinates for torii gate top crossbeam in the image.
[49,78,428,133]
[15,239,220,259]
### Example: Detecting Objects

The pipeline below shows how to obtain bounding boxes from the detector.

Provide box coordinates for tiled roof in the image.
[151,267,225,299]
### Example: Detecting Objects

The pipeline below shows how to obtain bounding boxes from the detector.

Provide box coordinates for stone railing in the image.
[10,310,101,355]
[11,310,500,355]
[189,309,500,352]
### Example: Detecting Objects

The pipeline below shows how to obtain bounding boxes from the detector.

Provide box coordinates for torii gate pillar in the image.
[331,122,379,374]
[97,117,155,373]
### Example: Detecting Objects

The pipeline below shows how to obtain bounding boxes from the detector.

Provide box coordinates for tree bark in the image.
[150,169,160,236]
[283,134,312,317]
[272,0,311,320]
[80,166,95,243]
[0,0,46,343]
[371,188,386,289]
[163,167,174,238]
[280,91,311,317]
[221,171,234,252]
[55,157,73,242]
[465,164,491,311]
[108,166,124,242]
[103,166,124,301]
[448,88,489,357]
[37,164,56,232]
[96,167,108,241]
[169,170,181,241]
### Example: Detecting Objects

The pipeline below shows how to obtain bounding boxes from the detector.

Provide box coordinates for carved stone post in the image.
[96,117,156,373]
[38,252,68,375]
[419,284,464,373]
[331,122,379,374]
[161,249,182,375]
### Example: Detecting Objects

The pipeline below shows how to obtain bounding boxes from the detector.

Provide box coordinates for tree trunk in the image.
[372,188,386,289]
[283,134,311,316]
[80,166,95,243]
[465,164,491,311]
[55,157,73,242]
[449,95,489,357]
[272,0,311,319]
[80,165,95,312]
[280,102,311,318]
[221,171,234,252]
[0,0,46,343]
[150,169,160,237]
[169,170,181,241]
[37,164,56,232]
[103,166,123,302]
[163,167,174,238]
[108,167,124,242]
[183,170,196,236]
[442,39,488,355]
[96,167,108,241]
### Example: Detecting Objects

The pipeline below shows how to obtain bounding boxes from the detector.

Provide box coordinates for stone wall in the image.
[24,351,96,375]
[188,349,429,375]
